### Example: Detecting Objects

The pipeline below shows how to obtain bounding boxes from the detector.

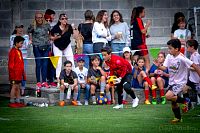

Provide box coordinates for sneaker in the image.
[8,103,19,108]
[84,100,89,106]
[92,101,97,105]
[122,100,128,105]
[42,82,50,88]
[36,82,42,89]
[152,84,157,90]
[171,118,182,123]
[50,82,57,87]
[144,100,151,105]
[72,100,78,106]
[113,104,123,109]
[132,97,139,108]
[161,97,166,104]
[152,98,157,105]
[77,101,82,106]
[107,101,112,105]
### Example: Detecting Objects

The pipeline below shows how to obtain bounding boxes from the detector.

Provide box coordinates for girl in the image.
[149,52,169,104]
[109,10,129,56]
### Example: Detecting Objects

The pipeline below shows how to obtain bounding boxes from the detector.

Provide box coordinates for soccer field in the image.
[0,97,200,133]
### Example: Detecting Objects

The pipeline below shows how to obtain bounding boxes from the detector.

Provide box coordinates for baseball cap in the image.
[123,47,131,53]
[77,56,85,62]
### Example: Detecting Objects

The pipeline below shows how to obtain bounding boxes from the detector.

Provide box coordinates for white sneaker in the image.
[132,97,139,108]
[77,101,82,106]
[113,104,123,109]
[84,100,89,106]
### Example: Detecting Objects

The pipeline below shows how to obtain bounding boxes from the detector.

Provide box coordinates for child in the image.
[158,39,200,123]
[132,56,154,104]
[74,57,90,106]
[173,17,191,54]
[59,60,79,106]
[101,46,139,109]
[87,55,106,104]
[149,52,169,105]
[185,40,200,104]
[8,36,26,107]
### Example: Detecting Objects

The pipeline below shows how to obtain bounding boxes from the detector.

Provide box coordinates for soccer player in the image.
[101,46,139,109]
[157,39,200,123]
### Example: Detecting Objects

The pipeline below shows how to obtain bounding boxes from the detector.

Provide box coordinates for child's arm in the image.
[72,78,78,89]
[96,66,106,77]
[191,63,200,77]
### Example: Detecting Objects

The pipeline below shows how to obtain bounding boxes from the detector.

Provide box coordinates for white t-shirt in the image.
[74,67,88,84]
[189,51,200,83]
[174,29,191,39]
[163,53,193,85]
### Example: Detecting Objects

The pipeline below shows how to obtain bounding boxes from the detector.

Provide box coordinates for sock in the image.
[60,92,64,101]
[100,82,106,94]
[73,92,78,101]
[152,89,156,99]
[129,90,136,99]
[172,107,181,119]
[123,89,127,101]
[160,89,165,97]
[143,77,152,88]
[176,96,185,104]
[144,89,149,100]
[15,98,20,103]
[10,98,15,103]
[106,92,111,101]
[91,94,96,102]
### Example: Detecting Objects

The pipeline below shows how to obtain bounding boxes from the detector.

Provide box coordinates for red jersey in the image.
[105,54,132,78]
[8,47,26,81]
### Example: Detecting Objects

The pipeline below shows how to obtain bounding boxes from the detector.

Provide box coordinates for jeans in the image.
[21,59,27,88]
[77,84,90,101]
[111,43,126,56]
[33,45,50,83]
[83,43,93,69]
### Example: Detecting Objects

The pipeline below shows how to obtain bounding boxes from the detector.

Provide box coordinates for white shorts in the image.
[167,84,184,96]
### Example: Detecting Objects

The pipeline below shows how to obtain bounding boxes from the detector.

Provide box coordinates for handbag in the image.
[74,24,84,54]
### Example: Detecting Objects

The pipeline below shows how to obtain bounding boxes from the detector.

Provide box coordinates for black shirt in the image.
[59,70,78,84]
[51,24,73,50]
[88,67,102,79]
[78,23,93,44]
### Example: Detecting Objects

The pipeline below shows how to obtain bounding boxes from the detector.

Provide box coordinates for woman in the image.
[78,10,94,69]
[130,6,151,73]
[50,13,75,86]
[27,12,51,89]
[10,24,30,95]
[92,10,111,53]
[109,10,129,56]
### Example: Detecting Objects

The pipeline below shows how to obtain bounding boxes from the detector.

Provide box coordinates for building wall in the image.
[0,0,200,83]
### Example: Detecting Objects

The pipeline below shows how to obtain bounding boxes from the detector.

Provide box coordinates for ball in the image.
[59,101,65,107]
[97,95,107,105]
[107,76,117,86]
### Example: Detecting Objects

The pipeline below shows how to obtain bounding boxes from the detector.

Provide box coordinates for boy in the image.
[8,36,26,108]
[173,17,191,54]
[157,39,200,123]
[74,57,90,105]
[59,60,78,106]
[87,55,106,104]
[101,46,139,109]
[185,40,200,104]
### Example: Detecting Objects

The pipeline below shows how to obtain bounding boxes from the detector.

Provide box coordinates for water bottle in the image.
[66,85,72,99]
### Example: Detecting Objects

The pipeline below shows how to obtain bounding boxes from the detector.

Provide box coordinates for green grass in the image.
[0,96,200,133]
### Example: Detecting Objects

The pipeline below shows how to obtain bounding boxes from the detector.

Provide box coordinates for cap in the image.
[77,56,85,62]
[15,24,24,28]
[123,47,131,53]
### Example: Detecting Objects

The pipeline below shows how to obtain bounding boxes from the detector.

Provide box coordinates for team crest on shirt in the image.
[169,61,180,73]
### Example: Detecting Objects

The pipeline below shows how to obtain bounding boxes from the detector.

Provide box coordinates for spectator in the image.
[27,12,51,89]
[10,24,30,95]
[109,10,129,56]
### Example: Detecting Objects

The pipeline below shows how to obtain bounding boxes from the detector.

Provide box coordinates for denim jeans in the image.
[111,43,126,56]
[83,43,93,69]
[33,46,50,83]
[77,84,90,101]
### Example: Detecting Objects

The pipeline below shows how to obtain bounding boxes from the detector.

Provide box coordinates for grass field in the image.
[0,96,200,133]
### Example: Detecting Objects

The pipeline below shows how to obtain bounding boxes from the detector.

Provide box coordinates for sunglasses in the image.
[60,17,68,20]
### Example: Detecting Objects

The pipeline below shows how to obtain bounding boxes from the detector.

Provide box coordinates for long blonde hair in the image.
[31,12,47,29]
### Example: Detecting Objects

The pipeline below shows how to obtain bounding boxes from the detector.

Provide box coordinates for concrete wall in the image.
[0,0,200,83]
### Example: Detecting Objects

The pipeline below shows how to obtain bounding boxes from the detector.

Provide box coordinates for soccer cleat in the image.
[42,82,50,88]
[36,82,42,89]
[152,84,157,90]
[71,100,78,106]
[84,100,89,106]
[77,101,82,106]
[122,100,128,105]
[171,118,182,123]
[132,97,139,108]
[113,104,123,109]
[161,97,166,104]
[152,98,157,105]
[144,100,151,105]
[107,101,112,105]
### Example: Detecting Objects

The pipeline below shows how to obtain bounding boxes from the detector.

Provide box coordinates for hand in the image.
[153,59,160,67]
[80,83,86,88]
[96,66,102,70]
[115,33,121,39]
[146,20,151,27]
[64,82,69,88]
[113,77,121,84]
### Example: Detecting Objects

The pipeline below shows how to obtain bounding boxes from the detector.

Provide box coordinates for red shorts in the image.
[133,44,149,56]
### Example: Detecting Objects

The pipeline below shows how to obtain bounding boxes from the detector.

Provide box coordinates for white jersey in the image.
[174,29,191,39]
[163,53,193,85]
[74,67,88,84]
[189,51,200,83]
